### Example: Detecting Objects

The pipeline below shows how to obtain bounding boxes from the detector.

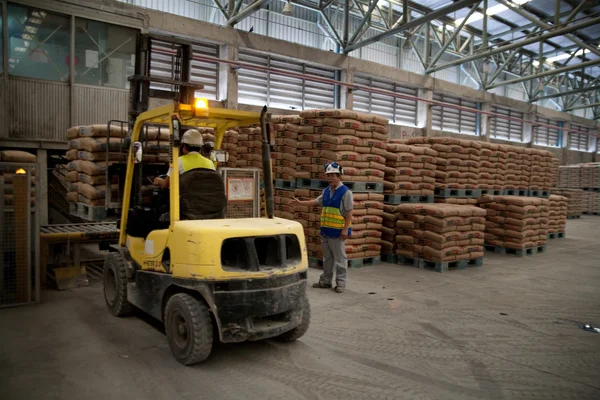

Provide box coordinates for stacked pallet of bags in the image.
[236,127,263,170]
[65,125,127,207]
[548,195,568,235]
[402,137,481,205]
[550,157,560,188]
[0,150,37,207]
[392,203,486,263]
[383,142,437,200]
[477,195,549,252]
[558,165,580,188]
[504,147,530,193]
[271,115,301,182]
[289,109,388,262]
[529,149,555,193]
[552,188,585,217]
[380,205,399,257]
[581,163,600,189]
[478,142,506,193]
[220,129,239,168]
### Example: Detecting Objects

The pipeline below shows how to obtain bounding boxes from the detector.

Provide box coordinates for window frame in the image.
[533,116,562,148]
[432,92,479,135]
[490,106,524,142]
[569,124,591,152]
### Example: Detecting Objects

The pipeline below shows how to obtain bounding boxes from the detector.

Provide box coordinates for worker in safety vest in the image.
[153,129,215,188]
[291,162,353,293]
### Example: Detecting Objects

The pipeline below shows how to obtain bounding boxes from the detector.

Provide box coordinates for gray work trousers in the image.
[320,235,347,288]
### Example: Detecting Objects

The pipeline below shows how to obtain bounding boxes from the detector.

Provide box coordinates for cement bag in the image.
[322,134,360,146]
[66,170,79,182]
[66,192,78,202]
[140,128,169,141]
[300,118,324,127]
[76,124,127,139]
[323,118,365,130]
[77,183,120,200]
[1,150,36,163]
[68,160,109,176]
[301,109,357,119]
[77,151,126,162]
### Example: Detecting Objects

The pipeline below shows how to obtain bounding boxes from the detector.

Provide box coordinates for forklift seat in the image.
[179,168,227,220]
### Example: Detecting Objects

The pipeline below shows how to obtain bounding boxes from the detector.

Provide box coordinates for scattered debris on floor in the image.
[582,324,600,334]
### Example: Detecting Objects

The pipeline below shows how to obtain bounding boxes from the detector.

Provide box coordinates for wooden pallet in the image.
[380,253,398,263]
[295,179,384,193]
[308,256,381,269]
[384,194,434,204]
[567,215,582,219]
[69,202,107,221]
[504,189,529,196]
[583,211,600,215]
[434,188,482,198]
[480,188,505,196]
[582,188,600,192]
[528,189,551,198]
[547,232,566,239]
[397,255,482,272]
[274,179,296,190]
[484,244,547,257]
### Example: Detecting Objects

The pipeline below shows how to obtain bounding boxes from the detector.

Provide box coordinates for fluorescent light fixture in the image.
[25,26,38,34]
[21,33,33,40]
[511,0,531,5]
[14,47,27,52]
[28,18,42,25]
[32,11,46,18]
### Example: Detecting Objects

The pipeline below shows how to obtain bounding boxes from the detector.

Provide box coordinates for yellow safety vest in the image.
[180,152,215,172]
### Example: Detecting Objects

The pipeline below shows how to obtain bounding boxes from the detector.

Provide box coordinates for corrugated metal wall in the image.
[73,85,129,126]
[7,78,70,141]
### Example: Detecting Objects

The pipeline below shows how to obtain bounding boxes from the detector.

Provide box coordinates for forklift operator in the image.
[153,129,215,188]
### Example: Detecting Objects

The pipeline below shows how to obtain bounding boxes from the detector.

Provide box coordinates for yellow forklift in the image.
[103,99,310,365]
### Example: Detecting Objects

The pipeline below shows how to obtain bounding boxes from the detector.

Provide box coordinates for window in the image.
[74,18,137,89]
[569,124,591,152]
[7,4,70,81]
[353,75,418,126]
[238,50,337,110]
[491,106,524,142]
[149,39,219,100]
[534,117,562,147]
[432,93,479,135]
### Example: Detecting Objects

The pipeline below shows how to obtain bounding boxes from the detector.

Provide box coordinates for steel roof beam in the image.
[343,0,480,53]
[426,16,600,74]
[228,0,273,26]
[564,101,600,112]
[532,85,600,102]
[496,0,600,58]
[486,58,600,90]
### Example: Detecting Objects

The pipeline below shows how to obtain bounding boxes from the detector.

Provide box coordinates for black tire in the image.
[275,296,311,342]
[164,293,213,365]
[103,252,133,317]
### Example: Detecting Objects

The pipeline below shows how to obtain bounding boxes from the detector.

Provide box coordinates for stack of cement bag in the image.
[65,125,127,207]
[383,142,437,197]
[558,165,581,188]
[478,195,549,251]
[380,204,399,256]
[236,127,263,170]
[478,142,506,191]
[582,190,600,214]
[220,129,239,168]
[392,203,486,262]
[504,147,530,192]
[550,158,560,187]
[529,149,554,192]
[548,195,568,234]
[0,150,37,207]
[272,115,302,182]
[581,163,600,189]
[552,188,585,217]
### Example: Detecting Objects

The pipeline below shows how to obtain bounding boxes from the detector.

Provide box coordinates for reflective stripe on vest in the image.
[320,185,351,238]
[180,152,215,173]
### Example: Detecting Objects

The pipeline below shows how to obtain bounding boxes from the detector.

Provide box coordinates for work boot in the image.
[313,282,332,289]
[334,286,345,293]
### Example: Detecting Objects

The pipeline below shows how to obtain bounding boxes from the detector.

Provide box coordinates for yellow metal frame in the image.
[119,103,263,246]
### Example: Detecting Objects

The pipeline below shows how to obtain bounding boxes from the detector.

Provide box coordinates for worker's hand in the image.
[153,177,163,186]
[290,197,301,206]
[340,229,349,241]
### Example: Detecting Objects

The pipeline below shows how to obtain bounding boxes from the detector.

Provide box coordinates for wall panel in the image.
[73,85,129,127]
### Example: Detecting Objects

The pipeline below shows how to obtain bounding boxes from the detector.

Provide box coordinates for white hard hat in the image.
[325,162,343,175]
[182,129,204,146]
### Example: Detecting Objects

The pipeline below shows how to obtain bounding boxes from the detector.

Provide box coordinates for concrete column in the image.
[417,88,431,134]
[481,102,491,142]
[340,68,354,110]
[219,45,238,109]
[36,149,48,226]
[561,122,570,165]
[523,111,534,147]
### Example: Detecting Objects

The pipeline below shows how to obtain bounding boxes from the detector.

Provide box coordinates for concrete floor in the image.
[1,218,600,400]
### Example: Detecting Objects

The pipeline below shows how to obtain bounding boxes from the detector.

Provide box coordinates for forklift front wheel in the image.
[165,293,214,365]
[103,253,133,317]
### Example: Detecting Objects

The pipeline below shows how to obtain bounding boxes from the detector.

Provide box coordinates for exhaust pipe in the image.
[260,106,275,219]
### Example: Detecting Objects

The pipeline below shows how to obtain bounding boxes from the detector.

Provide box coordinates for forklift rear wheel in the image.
[165,293,214,365]
[274,296,311,342]
[103,253,133,317]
